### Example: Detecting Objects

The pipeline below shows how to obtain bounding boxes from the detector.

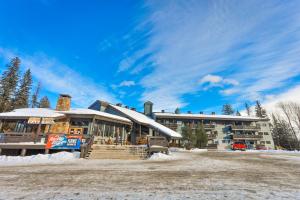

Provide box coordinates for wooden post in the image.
[35,117,43,143]
[21,148,27,156]
[45,148,49,154]
[0,120,3,132]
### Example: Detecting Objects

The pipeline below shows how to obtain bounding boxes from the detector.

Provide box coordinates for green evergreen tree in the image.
[14,69,32,109]
[245,102,251,116]
[31,82,41,108]
[236,110,241,116]
[175,107,180,114]
[39,96,51,108]
[181,125,195,149]
[0,57,20,112]
[195,124,208,148]
[255,100,266,118]
[222,104,234,115]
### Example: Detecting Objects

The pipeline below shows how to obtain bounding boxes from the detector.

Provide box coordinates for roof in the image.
[0,108,64,119]
[0,108,131,124]
[153,112,268,121]
[60,108,131,123]
[110,105,182,138]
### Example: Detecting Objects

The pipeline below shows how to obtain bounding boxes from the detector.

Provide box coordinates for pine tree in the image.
[255,100,264,118]
[175,107,180,114]
[222,104,234,115]
[245,102,251,116]
[0,57,20,112]
[236,110,241,116]
[39,96,51,108]
[31,82,41,108]
[14,69,32,109]
[181,125,195,149]
[195,124,207,148]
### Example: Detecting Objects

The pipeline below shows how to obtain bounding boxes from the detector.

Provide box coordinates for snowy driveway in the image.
[0,151,299,200]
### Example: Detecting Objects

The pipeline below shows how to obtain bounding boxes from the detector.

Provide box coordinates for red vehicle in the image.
[232,141,247,151]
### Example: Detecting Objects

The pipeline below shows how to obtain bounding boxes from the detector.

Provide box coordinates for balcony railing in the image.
[232,134,263,140]
[231,125,261,131]
[203,124,215,129]
[207,134,217,140]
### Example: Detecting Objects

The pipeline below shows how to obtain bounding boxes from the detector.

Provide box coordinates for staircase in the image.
[87,145,148,160]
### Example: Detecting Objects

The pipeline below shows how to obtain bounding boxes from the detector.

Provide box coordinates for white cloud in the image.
[199,74,239,91]
[119,80,135,87]
[262,84,300,114]
[0,48,116,107]
[199,74,223,84]
[119,1,300,109]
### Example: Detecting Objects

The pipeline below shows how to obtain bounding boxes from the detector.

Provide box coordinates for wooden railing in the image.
[0,132,46,143]
[80,135,94,158]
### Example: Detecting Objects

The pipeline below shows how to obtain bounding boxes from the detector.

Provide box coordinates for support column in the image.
[21,148,27,156]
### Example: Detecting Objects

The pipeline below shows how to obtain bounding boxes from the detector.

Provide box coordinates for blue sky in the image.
[0,0,300,114]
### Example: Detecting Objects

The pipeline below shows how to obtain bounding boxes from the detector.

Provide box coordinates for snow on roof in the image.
[60,108,131,123]
[110,105,182,138]
[154,112,267,121]
[0,108,131,124]
[0,108,64,118]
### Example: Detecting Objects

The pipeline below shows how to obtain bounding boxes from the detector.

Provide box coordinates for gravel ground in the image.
[0,151,299,200]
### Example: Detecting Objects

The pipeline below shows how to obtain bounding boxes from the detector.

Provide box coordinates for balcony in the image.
[231,125,260,131]
[232,134,263,140]
[207,134,217,140]
[161,123,178,131]
[203,124,215,129]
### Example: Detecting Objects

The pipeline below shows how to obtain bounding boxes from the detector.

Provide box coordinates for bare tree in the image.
[273,102,300,150]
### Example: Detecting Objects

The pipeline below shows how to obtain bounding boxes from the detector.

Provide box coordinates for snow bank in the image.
[0,151,80,166]
[169,148,208,153]
[245,150,300,154]
[148,153,175,161]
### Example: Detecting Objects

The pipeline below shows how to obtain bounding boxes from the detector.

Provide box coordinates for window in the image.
[264,132,269,135]
[260,141,265,144]
[266,141,271,144]
[222,140,226,143]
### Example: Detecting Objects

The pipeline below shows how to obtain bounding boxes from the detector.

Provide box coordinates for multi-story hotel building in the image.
[152,110,274,150]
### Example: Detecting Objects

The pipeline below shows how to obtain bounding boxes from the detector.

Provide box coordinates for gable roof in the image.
[0,108,131,124]
[0,108,64,119]
[109,104,182,138]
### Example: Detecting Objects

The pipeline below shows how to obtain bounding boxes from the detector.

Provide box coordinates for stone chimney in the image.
[161,110,165,113]
[116,103,122,107]
[56,94,71,111]
[131,107,136,111]
[187,111,192,114]
[211,112,216,115]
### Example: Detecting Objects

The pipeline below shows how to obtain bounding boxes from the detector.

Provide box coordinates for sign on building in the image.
[28,117,55,125]
[45,134,82,150]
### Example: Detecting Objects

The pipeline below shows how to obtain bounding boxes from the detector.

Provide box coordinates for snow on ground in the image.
[0,151,80,166]
[148,152,175,160]
[0,151,299,199]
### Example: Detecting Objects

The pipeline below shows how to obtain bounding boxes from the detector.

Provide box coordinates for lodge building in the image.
[0,94,132,147]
